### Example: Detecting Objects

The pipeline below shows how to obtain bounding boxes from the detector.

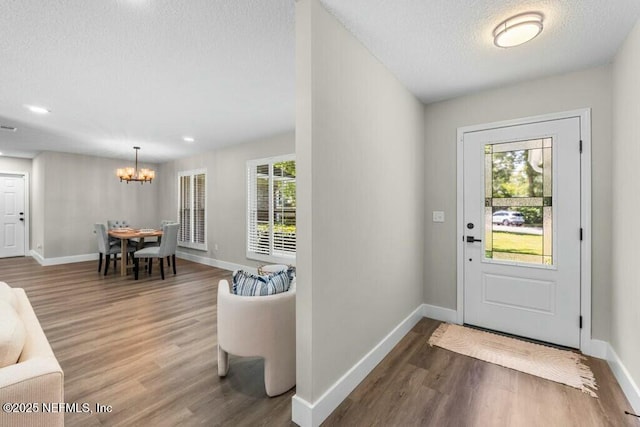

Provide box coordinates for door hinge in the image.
[579,228,583,240]
[579,140,583,153]
[579,316,583,329]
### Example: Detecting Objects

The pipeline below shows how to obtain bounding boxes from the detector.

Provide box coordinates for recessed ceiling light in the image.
[0,152,3,156]
[25,105,51,114]
[183,136,195,142]
[493,12,544,48]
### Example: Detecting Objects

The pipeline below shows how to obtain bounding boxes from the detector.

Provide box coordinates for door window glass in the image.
[484,138,553,265]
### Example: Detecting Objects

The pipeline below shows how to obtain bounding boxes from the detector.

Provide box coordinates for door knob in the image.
[466,236,482,243]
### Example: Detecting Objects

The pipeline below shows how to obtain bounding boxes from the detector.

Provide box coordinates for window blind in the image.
[247,156,296,262]
[194,173,205,245]
[178,170,206,250]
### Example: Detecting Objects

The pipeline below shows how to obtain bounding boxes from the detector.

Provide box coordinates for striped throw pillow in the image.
[232,270,291,296]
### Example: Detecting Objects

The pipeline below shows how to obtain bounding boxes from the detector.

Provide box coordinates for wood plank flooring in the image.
[1,257,637,426]
[1,257,294,426]
[324,319,640,427]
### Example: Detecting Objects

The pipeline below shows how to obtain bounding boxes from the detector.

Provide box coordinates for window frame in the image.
[177,168,207,251]
[246,154,296,264]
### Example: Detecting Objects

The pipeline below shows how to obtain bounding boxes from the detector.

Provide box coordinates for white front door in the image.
[463,117,582,348]
[0,174,26,258]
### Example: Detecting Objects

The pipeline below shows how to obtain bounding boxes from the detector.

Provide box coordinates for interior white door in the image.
[463,117,581,348]
[0,174,26,258]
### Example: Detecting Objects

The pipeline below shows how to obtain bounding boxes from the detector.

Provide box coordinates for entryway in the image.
[0,173,27,258]
[457,110,591,349]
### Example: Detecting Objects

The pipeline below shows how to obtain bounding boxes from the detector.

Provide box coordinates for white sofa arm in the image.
[0,289,63,427]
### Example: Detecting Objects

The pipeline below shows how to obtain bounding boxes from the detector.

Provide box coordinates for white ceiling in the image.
[320,0,640,103]
[0,0,295,162]
[0,1,638,162]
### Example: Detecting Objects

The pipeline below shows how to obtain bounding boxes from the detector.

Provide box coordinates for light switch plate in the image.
[432,211,445,223]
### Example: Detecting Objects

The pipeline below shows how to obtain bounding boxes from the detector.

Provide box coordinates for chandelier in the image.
[116,146,155,184]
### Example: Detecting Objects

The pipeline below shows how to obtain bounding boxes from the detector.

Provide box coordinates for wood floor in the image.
[2,257,638,426]
[1,257,294,426]
[324,319,640,427]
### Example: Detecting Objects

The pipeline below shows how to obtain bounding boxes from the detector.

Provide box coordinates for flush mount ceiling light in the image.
[183,136,195,143]
[116,146,155,184]
[25,105,51,114]
[493,12,544,48]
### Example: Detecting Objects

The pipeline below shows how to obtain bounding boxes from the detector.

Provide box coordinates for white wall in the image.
[296,0,425,404]
[36,151,159,258]
[611,18,640,399]
[156,132,295,268]
[423,66,613,340]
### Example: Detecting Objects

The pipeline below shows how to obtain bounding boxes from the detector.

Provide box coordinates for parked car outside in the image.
[492,210,525,226]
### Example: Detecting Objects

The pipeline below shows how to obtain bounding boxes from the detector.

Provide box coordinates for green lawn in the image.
[491,231,542,255]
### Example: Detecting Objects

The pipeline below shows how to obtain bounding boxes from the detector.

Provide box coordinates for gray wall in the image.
[612,18,640,398]
[423,66,613,341]
[156,131,295,268]
[31,154,45,256]
[36,151,159,258]
[296,0,425,402]
[0,157,31,175]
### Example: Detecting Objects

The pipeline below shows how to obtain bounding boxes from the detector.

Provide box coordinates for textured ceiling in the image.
[0,1,639,162]
[0,0,295,161]
[320,0,640,103]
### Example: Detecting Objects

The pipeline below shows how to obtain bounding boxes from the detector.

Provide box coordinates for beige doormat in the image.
[428,323,598,397]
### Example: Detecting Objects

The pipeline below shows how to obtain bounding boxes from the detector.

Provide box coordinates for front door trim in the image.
[456,109,592,354]
[0,171,30,258]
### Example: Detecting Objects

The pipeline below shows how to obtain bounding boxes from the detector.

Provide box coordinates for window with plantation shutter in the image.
[178,169,206,250]
[247,155,296,263]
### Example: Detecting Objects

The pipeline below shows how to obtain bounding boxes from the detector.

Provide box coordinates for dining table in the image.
[108,228,163,276]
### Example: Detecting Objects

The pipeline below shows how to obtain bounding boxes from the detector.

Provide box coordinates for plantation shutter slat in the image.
[247,156,296,261]
[272,160,296,256]
[248,164,270,255]
[179,175,191,243]
[178,170,206,250]
[194,173,205,244]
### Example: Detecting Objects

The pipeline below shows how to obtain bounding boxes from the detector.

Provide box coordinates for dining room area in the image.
[96,219,179,280]
[26,144,234,272]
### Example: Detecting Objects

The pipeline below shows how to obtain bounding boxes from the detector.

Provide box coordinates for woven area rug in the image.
[428,323,598,397]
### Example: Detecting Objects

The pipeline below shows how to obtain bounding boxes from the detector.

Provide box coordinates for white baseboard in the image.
[606,343,640,414]
[291,304,424,427]
[421,303,458,323]
[584,339,608,359]
[30,250,45,265]
[28,249,254,274]
[291,396,314,427]
[175,250,257,274]
[30,250,98,266]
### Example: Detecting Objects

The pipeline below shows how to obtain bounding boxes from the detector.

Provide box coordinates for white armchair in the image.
[217,274,295,397]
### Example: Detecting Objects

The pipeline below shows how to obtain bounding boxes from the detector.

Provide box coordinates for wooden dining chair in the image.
[133,223,179,280]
